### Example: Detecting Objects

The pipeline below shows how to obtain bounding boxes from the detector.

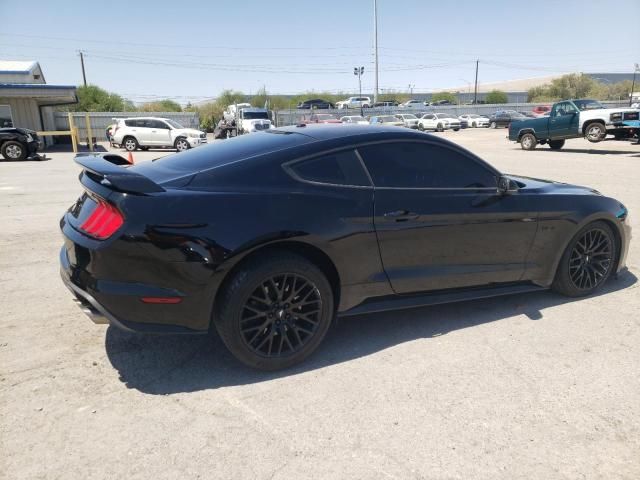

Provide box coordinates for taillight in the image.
[79,199,124,239]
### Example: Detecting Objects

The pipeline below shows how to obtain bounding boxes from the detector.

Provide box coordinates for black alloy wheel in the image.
[553,221,616,297]
[215,252,334,370]
[568,228,613,290]
[240,273,322,357]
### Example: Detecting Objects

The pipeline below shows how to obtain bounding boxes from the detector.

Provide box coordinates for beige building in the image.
[0,61,77,144]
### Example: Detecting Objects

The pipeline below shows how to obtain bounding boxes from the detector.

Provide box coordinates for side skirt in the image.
[339,283,547,317]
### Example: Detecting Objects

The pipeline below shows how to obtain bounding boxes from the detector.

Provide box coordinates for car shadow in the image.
[535,148,639,155]
[105,270,637,395]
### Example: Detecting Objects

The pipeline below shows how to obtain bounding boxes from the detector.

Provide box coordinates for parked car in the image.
[399,100,424,110]
[60,125,631,370]
[340,115,369,125]
[509,99,640,149]
[112,117,207,152]
[488,111,528,129]
[369,115,405,127]
[0,127,41,161]
[429,99,453,106]
[532,105,552,117]
[519,111,537,118]
[459,114,489,128]
[394,113,420,129]
[418,113,461,132]
[335,97,371,109]
[302,114,341,124]
[372,100,399,107]
[297,99,334,109]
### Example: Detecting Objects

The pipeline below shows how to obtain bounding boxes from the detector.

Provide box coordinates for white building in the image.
[0,61,77,144]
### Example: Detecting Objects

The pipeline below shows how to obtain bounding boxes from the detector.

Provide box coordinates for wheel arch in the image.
[547,213,624,286]
[211,240,341,326]
[516,128,537,141]
[581,119,606,135]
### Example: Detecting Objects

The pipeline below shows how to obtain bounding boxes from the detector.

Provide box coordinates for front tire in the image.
[175,137,190,152]
[549,139,565,150]
[1,141,27,160]
[417,123,424,131]
[215,252,334,370]
[552,221,616,297]
[520,133,538,150]
[436,123,444,132]
[123,137,138,152]
[585,122,606,143]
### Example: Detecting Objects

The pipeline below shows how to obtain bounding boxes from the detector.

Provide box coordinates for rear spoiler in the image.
[74,154,165,194]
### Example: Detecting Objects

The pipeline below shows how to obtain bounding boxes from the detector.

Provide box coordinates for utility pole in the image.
[79,51,87,87]
[408,83,414,96]
[373,0,379,103]
[354,66,365,116]
[630,63,639,107]
[473,59,479,105]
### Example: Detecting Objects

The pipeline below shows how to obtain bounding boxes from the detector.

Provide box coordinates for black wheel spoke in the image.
[239,272,323,358]
[568,227,612,290]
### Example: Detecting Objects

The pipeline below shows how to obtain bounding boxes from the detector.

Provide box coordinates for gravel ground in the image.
[1,129,639,479]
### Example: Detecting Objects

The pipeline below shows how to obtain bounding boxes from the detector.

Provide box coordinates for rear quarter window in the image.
[287,150,370,186]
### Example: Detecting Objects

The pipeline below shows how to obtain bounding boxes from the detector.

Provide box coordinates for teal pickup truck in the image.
[508,99,639,150]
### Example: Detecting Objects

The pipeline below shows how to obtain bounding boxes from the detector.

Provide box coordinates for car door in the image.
[358,141,538,294]
[148,119,172,146]
[132,119,155,145]
[548,101,579,138]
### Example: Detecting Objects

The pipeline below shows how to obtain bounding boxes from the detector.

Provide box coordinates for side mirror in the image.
[497,175,518,195]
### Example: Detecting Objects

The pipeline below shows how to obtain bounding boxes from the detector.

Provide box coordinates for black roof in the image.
[273,124,424,141]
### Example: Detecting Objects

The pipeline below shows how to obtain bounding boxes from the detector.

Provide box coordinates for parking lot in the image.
[1,128,639,479]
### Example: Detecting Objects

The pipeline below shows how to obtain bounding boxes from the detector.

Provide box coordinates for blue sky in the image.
[1,0,638,104]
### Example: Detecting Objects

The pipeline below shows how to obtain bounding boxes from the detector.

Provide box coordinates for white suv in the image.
[112,117,207,152]
[335,97,371,109]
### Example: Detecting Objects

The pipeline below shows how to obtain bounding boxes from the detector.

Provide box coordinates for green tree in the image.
[485,90,509,104]
[139,99,182,112]
[70,84,133,112]
[430,91,458,104]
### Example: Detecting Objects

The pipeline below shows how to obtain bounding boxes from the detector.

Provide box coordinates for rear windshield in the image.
[132,131,313,183]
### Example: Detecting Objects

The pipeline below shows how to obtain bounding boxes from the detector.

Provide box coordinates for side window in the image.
[152,120,169,129]
[288,150,370,186]
[358,142,497,189]
[124,119,136,127]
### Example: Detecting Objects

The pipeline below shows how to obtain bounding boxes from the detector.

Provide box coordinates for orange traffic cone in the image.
[127,151,134,165]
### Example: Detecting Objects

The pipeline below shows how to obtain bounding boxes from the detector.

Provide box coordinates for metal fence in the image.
[54,111,200,142]
[274,100,630,127]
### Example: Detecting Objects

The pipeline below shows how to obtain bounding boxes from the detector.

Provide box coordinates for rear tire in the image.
[520,133,537,150]
[549,139,565,150]
[437,123,444,132]
[1,141,27,160]
[123,137,138,152]
[417,123,424,131]
[552,221,616,297]
[215,252,334,370]
[490,121,497,129]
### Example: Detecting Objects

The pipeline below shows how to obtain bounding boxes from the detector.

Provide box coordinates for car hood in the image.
[175,128,204,135]
[508,174,600,195]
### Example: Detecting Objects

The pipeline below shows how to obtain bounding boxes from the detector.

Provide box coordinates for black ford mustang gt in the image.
[60,125,631,370]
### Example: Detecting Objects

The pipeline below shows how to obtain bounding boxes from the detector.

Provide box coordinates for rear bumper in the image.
[59,245,208,334]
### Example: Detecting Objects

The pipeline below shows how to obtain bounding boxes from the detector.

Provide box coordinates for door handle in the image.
[383,210,419,221]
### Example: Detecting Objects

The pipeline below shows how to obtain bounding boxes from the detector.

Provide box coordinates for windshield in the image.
[165,119,184,129]
[349,116,365,121]
[402,114,417,119]
[573,99,604,111]
[467,114,479,118]
[243,111,270,120]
